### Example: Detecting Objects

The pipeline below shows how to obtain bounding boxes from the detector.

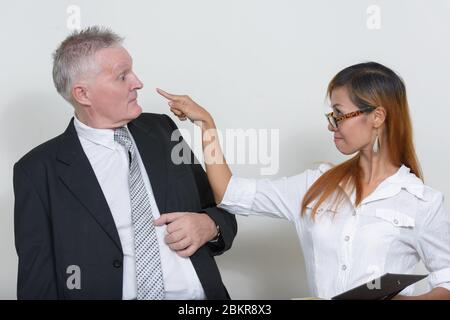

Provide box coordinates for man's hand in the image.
[154,212,218,257]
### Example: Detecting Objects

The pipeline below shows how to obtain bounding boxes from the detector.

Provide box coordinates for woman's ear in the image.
[372,106,386,128]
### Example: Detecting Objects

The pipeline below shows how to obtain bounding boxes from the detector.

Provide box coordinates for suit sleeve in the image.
[162,115,237,256]
[13,163,58,299]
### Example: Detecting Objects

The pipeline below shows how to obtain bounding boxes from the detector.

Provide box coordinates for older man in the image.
[13,26,237,300]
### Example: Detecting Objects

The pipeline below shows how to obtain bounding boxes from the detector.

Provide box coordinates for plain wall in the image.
[1,0,449,299]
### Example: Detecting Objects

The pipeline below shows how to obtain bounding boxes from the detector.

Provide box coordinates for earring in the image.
[372,133,380,153]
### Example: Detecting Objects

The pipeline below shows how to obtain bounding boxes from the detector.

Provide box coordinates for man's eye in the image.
[120,74,126,81]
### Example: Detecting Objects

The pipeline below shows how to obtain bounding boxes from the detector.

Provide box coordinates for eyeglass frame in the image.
[325,106,375,129]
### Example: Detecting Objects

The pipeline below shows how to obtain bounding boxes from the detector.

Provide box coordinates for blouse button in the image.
[318,208,324,213]
[341,265,347,271]
[344,235,350,242]
[393,219,399,225]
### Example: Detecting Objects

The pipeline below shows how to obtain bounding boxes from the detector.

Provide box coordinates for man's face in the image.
[84,46,143,128]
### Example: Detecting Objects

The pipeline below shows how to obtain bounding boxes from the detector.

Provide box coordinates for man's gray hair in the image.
[52,26,123,104]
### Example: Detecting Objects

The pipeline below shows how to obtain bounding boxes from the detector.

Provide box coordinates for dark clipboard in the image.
[331,273,427,300]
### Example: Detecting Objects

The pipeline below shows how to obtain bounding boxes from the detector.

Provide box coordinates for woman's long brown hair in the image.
[301,62,423,219]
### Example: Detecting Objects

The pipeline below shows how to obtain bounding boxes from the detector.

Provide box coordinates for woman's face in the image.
[328,86,375,155]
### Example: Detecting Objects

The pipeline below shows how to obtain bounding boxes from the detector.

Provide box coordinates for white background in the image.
[1,0,449,299]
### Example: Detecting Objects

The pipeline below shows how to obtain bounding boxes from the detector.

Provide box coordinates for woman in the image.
[157,62,450,299]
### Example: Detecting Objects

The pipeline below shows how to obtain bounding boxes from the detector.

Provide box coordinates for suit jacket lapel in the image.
[56,118,123,253]
[128,119,168,213]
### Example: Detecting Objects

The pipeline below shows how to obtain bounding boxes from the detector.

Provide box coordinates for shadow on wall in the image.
[0,190,17,300]
[1,92,73,162]
[0,92,73,299]
[216,216,309,299]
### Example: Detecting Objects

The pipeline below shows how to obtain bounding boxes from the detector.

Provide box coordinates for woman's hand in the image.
[156,88,231,203]
[156,88,214,127]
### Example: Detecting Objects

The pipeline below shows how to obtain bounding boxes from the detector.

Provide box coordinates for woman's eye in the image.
[331,108,342,116]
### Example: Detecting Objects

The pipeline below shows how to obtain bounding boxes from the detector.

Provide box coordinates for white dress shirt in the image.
[219,163,450,299]
[74,116,205,300]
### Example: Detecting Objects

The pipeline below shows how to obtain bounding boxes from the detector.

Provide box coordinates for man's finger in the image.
[166,218,185,234]
[153,212,186,226]
[168,237,191,251]
[164,229,185,244]
[177,245,196,257]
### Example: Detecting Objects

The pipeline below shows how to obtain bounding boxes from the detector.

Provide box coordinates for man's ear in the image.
[72,82,91,106]
[372,106,386,128]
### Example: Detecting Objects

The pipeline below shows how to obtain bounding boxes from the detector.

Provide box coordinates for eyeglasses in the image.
[325,107,375,129]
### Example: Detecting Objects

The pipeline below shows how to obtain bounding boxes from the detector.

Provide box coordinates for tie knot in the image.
[114,127,133,151]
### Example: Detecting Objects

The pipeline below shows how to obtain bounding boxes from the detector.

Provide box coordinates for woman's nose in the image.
[328,123,337,132]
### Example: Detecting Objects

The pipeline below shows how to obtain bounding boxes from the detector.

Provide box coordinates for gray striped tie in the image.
[114,127,165,300]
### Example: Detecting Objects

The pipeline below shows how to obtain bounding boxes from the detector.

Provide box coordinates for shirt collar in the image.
[358,165,425,205]
[73,115,126,151]
[319,163,426,206]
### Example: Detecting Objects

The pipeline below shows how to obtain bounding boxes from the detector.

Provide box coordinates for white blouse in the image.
[218,164,450,299]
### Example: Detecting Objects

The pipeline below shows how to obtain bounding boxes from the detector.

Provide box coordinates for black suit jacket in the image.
[13,113,237,300]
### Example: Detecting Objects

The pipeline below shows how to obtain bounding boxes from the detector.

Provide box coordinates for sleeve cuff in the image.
[428,267,450,290]
[218,176,257,216]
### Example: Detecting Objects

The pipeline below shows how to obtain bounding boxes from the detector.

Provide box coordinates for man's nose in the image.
[131,72,144,90]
